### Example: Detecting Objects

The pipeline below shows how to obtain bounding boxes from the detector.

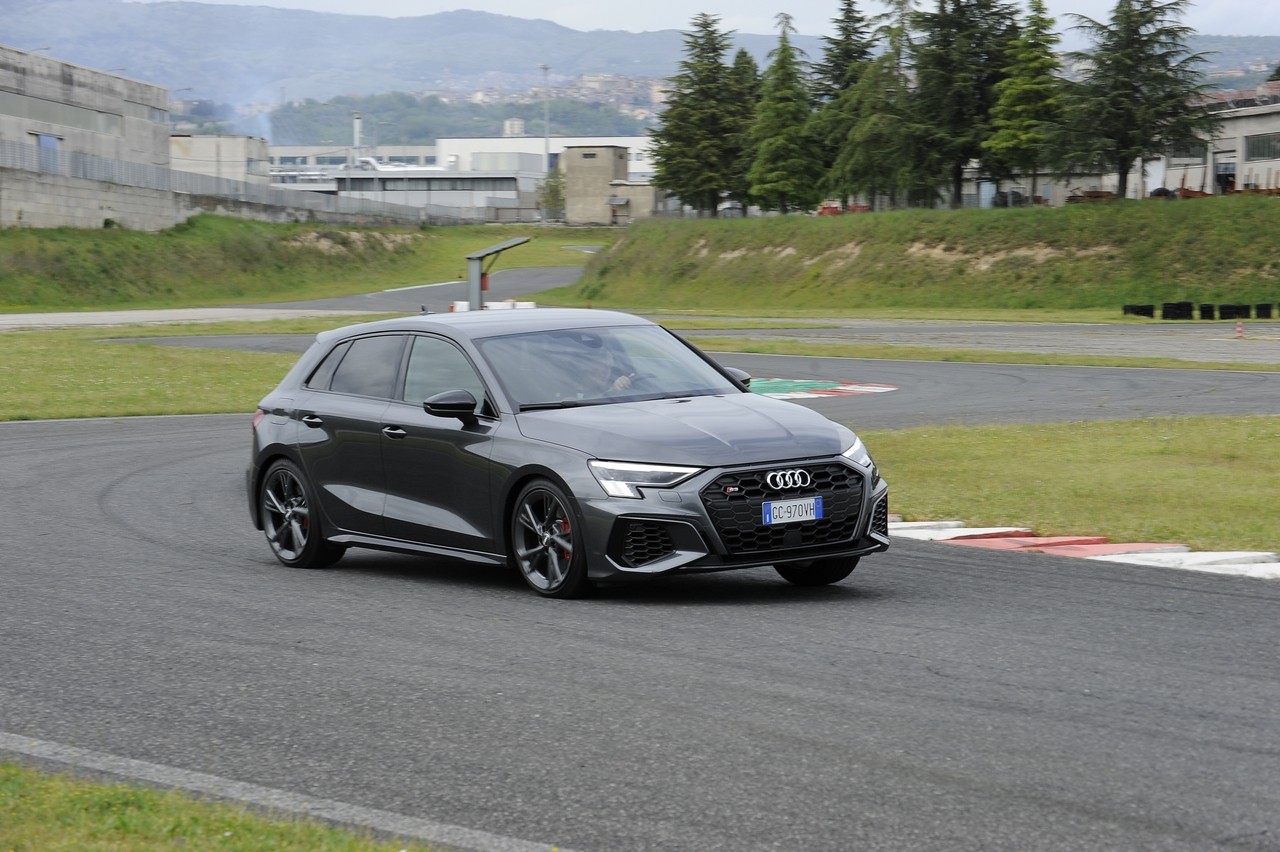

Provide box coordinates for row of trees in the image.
[267,92,648,147]
[650,0,1220,215]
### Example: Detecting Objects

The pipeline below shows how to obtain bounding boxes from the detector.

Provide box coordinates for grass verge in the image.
[866,415,1280,553]
[4,320,1278,552]
[686,336,1280,372]
[0,217,613,312]
[0,761,434,851]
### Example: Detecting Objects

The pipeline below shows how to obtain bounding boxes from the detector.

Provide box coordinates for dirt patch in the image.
[286,230,418,254]
[908,241,1117,270]
[807,241,863,267]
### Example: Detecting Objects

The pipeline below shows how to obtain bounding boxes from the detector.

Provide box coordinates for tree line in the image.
[649,0,1220,215]
[266,92,649,147]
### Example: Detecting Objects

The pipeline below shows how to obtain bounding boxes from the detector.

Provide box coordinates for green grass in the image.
[549,195,1280,312]
[0,761,436,851]
[4,319,1277,553]
[866,416,1280,553]
[0,216,614,311]
[687,336,1280,372]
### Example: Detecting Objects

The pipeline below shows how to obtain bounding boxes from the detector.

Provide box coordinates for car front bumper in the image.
[575,457,890,581]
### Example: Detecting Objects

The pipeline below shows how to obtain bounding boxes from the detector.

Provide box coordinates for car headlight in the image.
[588,460,702,499]
[842,436,880,484]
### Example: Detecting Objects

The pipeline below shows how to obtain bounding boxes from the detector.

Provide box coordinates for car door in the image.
[294,334,406,537]
[380,334,499,555]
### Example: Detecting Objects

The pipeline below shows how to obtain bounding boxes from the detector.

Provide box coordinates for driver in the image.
[582,347,634,396]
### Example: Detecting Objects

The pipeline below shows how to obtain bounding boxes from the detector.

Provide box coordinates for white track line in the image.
[0,732,578,852]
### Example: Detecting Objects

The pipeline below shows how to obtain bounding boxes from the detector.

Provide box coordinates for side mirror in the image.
[725,366,752,389]
[424,389,478,423]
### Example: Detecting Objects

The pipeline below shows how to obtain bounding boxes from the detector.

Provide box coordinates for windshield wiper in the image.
[518,400,588,411]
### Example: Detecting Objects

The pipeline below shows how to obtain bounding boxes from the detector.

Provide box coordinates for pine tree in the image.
[1063,0,1218,199]
[913,0,1022,207]
[809,0,879,206]
[828,1,932,209]
[723,49,762,211]
[982,0,1063,200]
[747,14,824,214]
[811,0,876,102]
[650,13,735,215]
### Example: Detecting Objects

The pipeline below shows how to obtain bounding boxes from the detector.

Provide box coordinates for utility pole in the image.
[540,64,551,174]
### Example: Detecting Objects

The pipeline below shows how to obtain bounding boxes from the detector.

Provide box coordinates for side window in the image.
[328,335,405,399]
[304,340,351,390]
[403,336,487,413]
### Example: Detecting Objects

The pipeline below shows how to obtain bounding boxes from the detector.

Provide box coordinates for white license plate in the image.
[762,496,823,525]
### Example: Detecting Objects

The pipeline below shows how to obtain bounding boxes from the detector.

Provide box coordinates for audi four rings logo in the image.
[766,469,812,489]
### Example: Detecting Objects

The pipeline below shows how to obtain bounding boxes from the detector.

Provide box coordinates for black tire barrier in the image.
[1126,302,1275,320]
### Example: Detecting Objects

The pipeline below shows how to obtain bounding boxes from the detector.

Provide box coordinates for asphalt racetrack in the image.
[4,275,1280,850]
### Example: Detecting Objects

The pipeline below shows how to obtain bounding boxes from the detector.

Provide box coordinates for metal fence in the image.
[0,138,517,225]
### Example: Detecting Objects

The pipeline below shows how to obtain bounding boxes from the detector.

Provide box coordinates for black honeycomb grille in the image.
[621,521,676,567]
[872,494,890,537]
[699,463,864,555]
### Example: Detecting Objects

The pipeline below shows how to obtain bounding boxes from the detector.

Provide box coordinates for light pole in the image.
[540,63,551,174]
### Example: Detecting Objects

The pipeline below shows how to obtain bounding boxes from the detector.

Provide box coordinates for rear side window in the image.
[304,340,351,389]
[328,335,406,399]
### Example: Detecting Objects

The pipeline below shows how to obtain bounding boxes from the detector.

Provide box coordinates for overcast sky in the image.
[132,0,1279,44]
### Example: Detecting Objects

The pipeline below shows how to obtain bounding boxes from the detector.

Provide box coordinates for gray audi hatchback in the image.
[248,308,889,597]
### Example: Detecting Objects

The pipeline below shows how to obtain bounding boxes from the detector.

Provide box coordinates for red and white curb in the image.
[888,520,1280,580]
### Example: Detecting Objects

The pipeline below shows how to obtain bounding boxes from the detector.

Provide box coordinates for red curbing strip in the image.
[946,535,1111,551]
[945,529,1034,540]
[1034,542,1189,557]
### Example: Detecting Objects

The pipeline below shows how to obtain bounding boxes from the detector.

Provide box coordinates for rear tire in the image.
[259,459,345,569]
[775,557,858,587]
[509,479,591,599]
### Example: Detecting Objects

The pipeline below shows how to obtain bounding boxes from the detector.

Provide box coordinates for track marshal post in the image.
[466,237,530,312]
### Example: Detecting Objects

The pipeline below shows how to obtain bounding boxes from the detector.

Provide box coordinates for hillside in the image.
[5,199,1275,315]
[563,195,1280,312]
[4,1,806,107]
[5,1,1276,120]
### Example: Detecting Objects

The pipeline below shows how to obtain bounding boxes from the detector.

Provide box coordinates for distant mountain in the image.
[3,1,815,106]
[5,1,1277,116]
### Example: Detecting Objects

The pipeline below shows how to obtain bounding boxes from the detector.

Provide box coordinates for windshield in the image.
[477,324,742,409]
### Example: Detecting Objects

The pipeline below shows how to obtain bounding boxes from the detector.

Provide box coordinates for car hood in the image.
[515,393,851,466]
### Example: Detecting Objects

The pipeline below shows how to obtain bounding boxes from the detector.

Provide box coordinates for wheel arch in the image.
[250,449,304,531]
[498,464,582,555]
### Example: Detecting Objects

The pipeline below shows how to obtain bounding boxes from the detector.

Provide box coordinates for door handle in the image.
[301,415,323,427]
[382,425,408,439]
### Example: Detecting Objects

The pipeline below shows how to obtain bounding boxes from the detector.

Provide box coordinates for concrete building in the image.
[170,134,270,184]
[333,158,543,223]
[0,45,170,167]
[560,144,668,225]
[269,143,437,171]
[1164,83,1280,195]
[436,135,655,179]
[0,45,427,230]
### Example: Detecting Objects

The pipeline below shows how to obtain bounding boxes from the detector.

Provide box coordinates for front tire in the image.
[509,479,591,598]
[259,459,344,569]
[775,557,858,587]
